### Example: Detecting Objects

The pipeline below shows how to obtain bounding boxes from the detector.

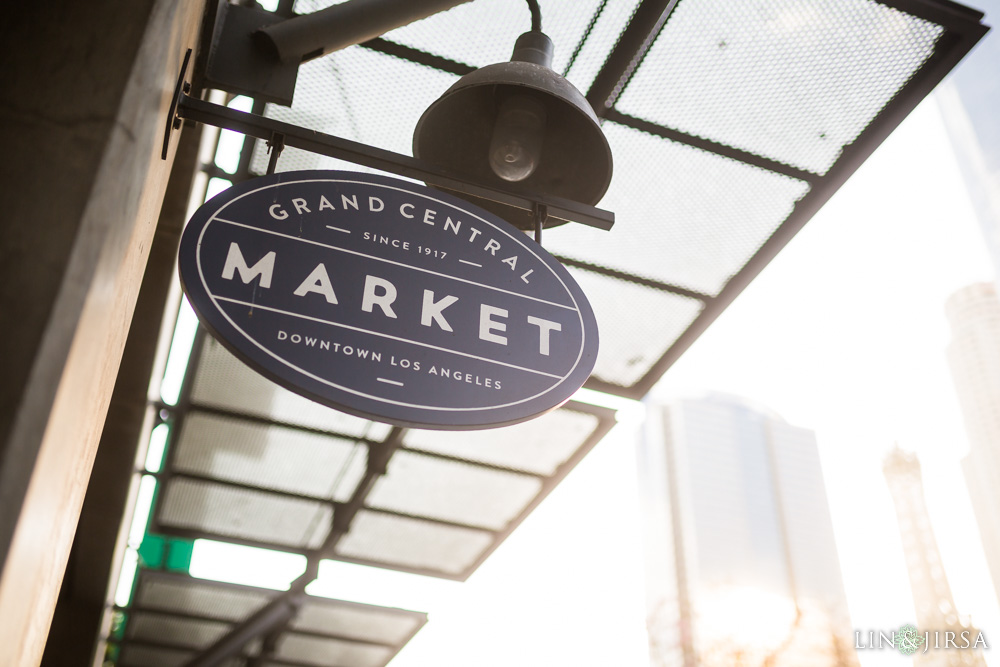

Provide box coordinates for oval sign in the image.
[178,170,598,430]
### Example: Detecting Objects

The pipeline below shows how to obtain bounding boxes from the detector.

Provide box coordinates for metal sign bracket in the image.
[161,55,614,234]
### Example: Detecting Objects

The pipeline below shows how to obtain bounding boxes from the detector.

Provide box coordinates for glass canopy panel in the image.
[333,509,495,576]
[190,337,392,440]
[568,267,705,388]
[616,0,943,175]
[400,405,601,475]
[274,633,395,667]
[158,478,333,550]
[135,576,271,621]
[366,450,544,530]
[118,645,204,667]
[291,602,424,645]
[544,122,812,296]
[173,412,367,502]
[126,612,231,648]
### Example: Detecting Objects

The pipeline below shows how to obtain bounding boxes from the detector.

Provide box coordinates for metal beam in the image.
[184,595,301,667]
[173,94,615,231]
[604,109,820,184]
[585,0,681,116]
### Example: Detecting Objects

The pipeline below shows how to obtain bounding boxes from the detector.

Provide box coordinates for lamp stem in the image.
[510,30,554,67]
[534,203,547,245]
[265,132,285,174]
[525,0,542,31]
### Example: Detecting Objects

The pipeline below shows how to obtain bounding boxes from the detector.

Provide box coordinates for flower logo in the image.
[894,624,926,655]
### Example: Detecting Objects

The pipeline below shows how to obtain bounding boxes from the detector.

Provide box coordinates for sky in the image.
[162,50,1000,667]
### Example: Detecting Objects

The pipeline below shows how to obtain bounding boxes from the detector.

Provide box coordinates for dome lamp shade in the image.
[413,30,614,230]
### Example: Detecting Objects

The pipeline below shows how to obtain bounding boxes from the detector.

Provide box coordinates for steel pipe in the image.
[257,0,471,63]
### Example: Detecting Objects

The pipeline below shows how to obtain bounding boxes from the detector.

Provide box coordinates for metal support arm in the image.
[258,0,472,64]
[184,595,302,667]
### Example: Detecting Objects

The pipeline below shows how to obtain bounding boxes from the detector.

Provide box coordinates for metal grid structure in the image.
[108,570,426,667]
[99,0,988,664]
[113,325,615,666]
[239,0,987,399]
[149,330,616,581]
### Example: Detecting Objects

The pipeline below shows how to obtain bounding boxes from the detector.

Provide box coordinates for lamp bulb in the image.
[488,94,546,182]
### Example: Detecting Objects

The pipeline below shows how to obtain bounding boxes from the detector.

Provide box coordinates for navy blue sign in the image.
[178,170,598,429]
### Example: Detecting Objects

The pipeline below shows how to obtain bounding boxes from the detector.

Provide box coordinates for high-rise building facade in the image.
[945,282,1000,607]
[936,0,1000,284]
[882,447,987,667]
[636,393,856,667]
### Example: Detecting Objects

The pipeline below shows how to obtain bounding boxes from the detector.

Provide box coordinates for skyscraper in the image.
[945,282,1000,607]
[882,447,987,667]
[636,393,856,667]
[935,0,1000,284]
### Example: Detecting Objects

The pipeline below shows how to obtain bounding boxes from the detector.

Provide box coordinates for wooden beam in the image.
[0,1,206,664]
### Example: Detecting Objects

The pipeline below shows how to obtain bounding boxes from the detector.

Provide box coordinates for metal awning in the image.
[149,332,615,580]
[242,0,987,399]
[108,570,426,667]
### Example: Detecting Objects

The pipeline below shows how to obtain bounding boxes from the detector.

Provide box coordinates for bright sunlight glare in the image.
[213,96,254,173]
[143,423,169,473]
[572,386,646,425]
[189,539,307,591]
[307,560,459,613]
[159,297,198,405]
[205,177,233,201]
[113,548,138,608]
[698,586,798,648]
[127,475,157,548]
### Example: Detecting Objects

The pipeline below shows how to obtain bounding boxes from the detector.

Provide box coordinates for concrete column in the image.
[0,0,206,663]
